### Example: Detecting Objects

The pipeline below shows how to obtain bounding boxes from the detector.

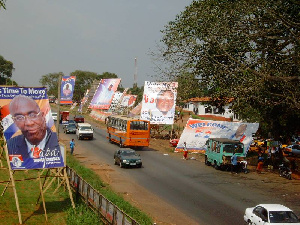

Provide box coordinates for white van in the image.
[51,112,58,121]
[76,123,94,140]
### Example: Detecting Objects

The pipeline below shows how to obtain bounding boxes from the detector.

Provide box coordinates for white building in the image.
[182,97,240,121]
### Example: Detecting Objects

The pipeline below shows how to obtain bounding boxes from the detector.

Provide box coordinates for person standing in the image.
[183,142,188,160]
[70,139,75,155]
[231,151,238,174]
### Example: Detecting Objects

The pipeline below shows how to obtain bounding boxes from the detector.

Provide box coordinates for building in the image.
[182,97,240,121]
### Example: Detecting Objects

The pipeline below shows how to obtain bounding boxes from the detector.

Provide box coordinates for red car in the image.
[74,115,84,123]
[170,139,179,147]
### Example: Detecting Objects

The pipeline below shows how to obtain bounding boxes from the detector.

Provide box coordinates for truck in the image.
[205,138,246,170]
[76,123,94,140]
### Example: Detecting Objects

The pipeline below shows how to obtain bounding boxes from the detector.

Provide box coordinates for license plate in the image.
[130,163,136,165]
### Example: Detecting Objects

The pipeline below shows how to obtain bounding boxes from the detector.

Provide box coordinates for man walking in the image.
[70,139,75,155]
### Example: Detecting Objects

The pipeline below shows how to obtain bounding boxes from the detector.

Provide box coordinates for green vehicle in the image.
[205,138,245,170]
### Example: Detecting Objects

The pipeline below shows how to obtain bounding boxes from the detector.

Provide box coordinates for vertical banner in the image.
[175,119,259,153]
[89,78,121,110]
[0,86,65,170]
[78,89,89,112]
[60,76,76,104]
[140,81,178,124]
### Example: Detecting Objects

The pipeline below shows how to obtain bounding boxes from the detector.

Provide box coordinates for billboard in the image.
[175,119,259,153]
[140,81,178,124]
[60,76,76,104]
[0,87,65,170]
[89,78,121,110]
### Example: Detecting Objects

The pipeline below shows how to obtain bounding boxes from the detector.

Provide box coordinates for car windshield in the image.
[52,113,57,116]
[81,126,91,130]
[121,151,135,156]
[223,143,243,153]
[68,124,76,128]
[269,211,300,223]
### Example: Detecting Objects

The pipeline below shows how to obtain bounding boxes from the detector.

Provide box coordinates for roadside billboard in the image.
[175,119,259,153]
[89,78,121,110]
[60,76,76,104]
[0,86,65,170]
[140,81,178,124]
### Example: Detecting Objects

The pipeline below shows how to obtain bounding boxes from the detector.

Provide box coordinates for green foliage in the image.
[0,0,6,9]
[39,72,62,96]
[0,55,14,85]
[155,0,300,140]
[128,84,144,106]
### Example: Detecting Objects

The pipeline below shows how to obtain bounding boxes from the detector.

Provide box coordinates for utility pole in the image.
[133,57,137,87]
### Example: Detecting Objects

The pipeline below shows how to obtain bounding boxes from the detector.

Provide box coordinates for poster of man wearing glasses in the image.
[0,87,65,170]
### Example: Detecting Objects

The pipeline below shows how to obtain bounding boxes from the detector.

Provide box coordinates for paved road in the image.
[59,123,287,225]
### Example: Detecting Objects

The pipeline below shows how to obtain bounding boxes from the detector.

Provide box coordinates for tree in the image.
[0,55,14,85]
[155,0,300,140]
[39,72,63,97]
[0,0,6,9]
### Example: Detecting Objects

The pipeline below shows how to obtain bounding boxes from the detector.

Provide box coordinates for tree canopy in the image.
[0,55,14,85]
[155,0,300,139]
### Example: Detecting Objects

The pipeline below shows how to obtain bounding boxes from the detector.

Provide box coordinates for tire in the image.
[205,156,210,166]
[247,220,252,225]
[214,162,219,170]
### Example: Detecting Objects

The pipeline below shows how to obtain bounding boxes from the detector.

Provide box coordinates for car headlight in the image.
[136,160,141,163]
[122,160,128,163]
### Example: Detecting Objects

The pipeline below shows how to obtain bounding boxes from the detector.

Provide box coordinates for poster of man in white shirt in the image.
[140,81,178,124]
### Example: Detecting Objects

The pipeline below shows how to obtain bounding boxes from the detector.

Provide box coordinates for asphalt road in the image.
[59,122,287,225]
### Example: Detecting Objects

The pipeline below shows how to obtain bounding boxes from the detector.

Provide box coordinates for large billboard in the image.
[89,79,121,110]
[0,87,65,170]
[175,119,259,153]
[140,81,178,124]
[60,76,76,104]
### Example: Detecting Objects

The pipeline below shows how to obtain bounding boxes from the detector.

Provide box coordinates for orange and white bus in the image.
[106,115,150,148]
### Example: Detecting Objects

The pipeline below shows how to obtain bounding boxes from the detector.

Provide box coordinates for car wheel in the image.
[247,220,252,225]
[214,162,219,170]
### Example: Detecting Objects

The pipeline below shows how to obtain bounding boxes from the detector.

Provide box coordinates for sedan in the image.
[64,124,77,134]
[114,149,142,168]
[244,204,300,224]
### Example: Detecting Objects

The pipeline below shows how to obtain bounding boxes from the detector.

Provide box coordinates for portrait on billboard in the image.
[0,87,65,170]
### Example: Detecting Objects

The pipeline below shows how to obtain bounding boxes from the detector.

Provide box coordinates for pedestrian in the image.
[256,153,264,173]
[183,142,188,160]
[231,150,238,174]
[70,138,75,155]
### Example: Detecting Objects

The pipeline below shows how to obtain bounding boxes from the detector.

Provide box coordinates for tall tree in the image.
[0,0,6,9]
[0,55,14,85]
[39,72,63,97]
[155,0,300,139]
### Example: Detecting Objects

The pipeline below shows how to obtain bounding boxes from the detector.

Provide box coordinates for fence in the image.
[66,166,139,225]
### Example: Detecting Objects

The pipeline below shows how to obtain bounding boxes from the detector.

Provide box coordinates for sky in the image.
[0,1,193,89]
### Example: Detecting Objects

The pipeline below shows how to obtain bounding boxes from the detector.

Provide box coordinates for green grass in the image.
[0,146,153,224]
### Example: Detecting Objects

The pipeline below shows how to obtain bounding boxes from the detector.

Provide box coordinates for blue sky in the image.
[0,1,193,88]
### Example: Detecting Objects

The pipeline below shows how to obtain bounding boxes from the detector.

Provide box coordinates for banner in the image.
[60,76,76,104]
[121,95,137,107]
[140,81,178,124]
[78,89,89,112]
[0,87,65,170]
[175,119,259,153]
[89,78,121,110]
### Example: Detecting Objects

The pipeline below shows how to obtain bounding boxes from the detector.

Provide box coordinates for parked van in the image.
[76,123,94,140]
[205,138,245,170]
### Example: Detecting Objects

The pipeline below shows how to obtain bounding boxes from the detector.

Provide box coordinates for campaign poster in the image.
[89,78,121,110]
[78,89,89,113]
[121,95,137,107]
[140,81,178,124]
[175,119,259,153]
[60,76,76,104]
[0,86,65,170]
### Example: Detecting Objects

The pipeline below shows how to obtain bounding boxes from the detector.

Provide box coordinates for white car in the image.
[244,204,300,224]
